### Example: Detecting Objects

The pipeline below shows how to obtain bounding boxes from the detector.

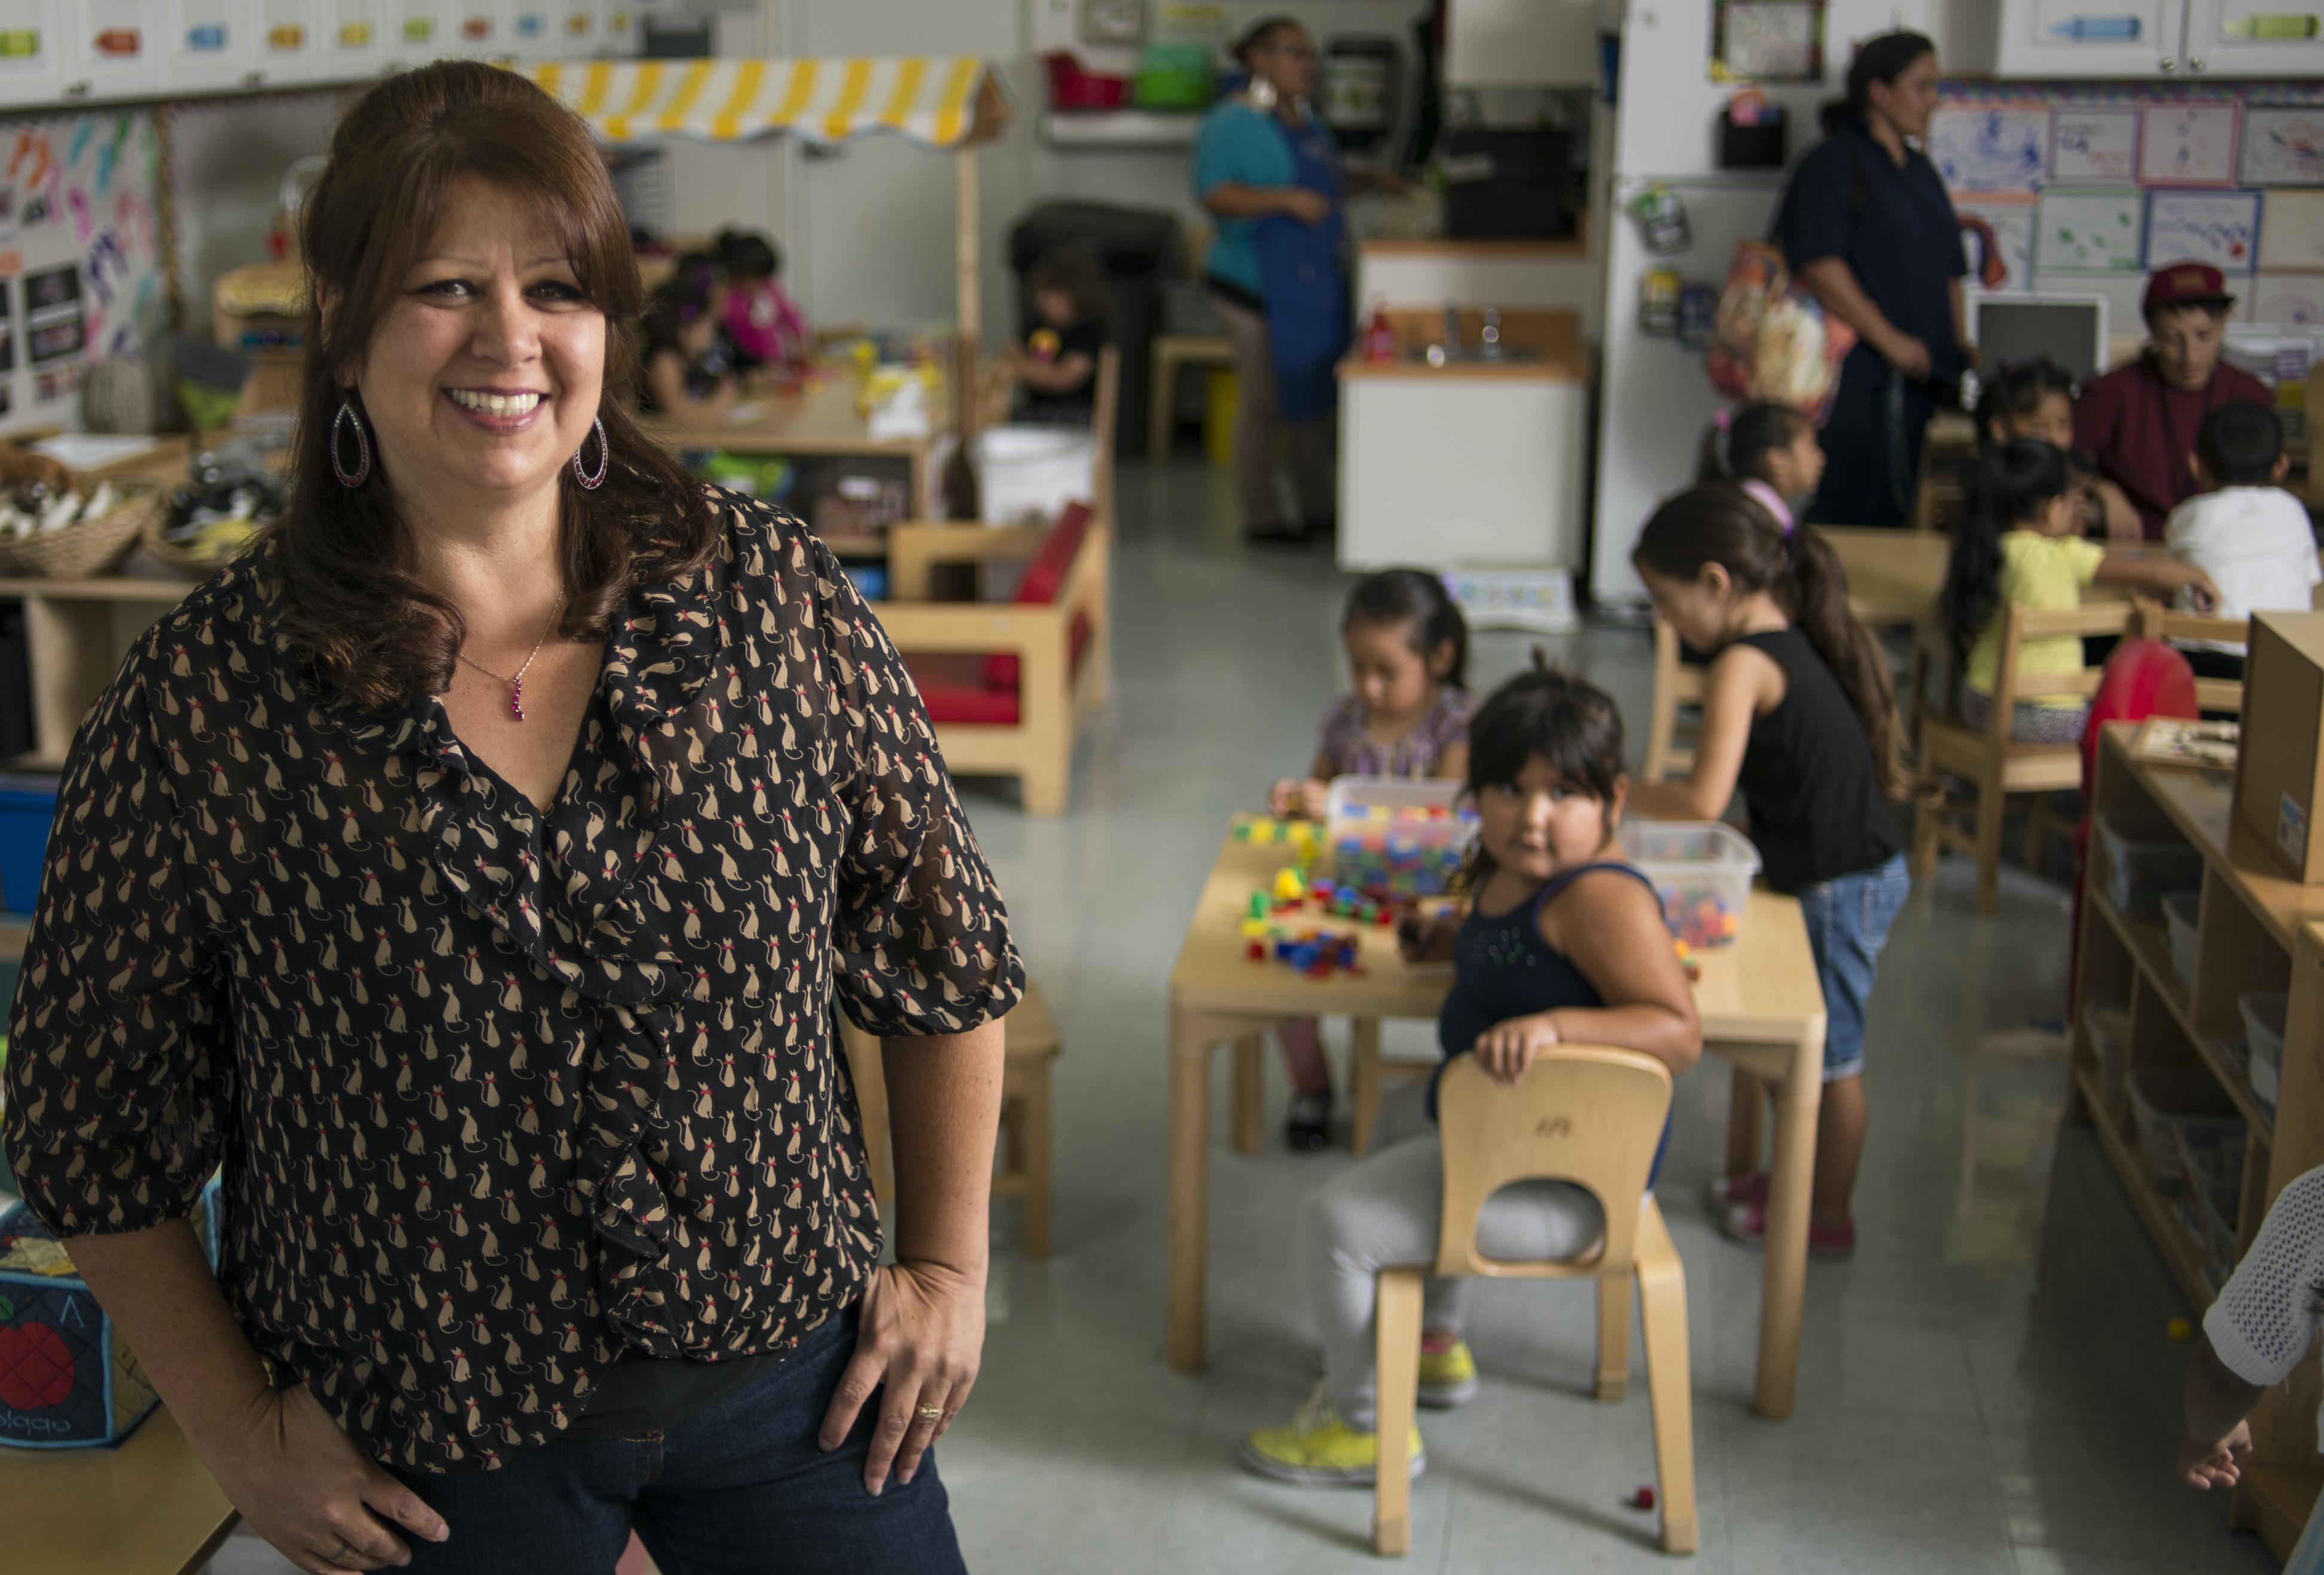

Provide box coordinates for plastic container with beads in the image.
[1625,821,1763,948]
[1323,777,1478,901]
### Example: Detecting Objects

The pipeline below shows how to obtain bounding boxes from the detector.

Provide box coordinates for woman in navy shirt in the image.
[1774,32,1969,529]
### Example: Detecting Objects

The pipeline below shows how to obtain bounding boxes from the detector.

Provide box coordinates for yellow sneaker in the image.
[1417,1332,1480,1408]
[1238,1385,1426,1486]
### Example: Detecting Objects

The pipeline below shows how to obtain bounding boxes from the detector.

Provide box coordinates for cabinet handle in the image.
[62,78,87,97]
[242,70,265,89]
[2158,53,2177,68]
[2189,54,2208,68]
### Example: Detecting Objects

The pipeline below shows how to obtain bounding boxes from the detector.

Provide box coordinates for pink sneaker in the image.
[1718,1199,1855,1259]
[1706,1171,1769,1211]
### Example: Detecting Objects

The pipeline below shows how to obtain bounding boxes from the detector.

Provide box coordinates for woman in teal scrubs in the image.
[1193,17,1347,545]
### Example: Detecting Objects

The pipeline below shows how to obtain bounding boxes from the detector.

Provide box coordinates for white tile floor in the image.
[205,460,2278,1573]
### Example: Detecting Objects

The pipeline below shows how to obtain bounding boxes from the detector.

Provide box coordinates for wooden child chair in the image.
[1371,1049,1695,1558]
[1911,600,2140,913]
[837,984,1064,1257]
[1642,620,1704,784]
[2134,603,2249,715]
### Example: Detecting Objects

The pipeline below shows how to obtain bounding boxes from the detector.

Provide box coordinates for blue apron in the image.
[1254,111,1349,424]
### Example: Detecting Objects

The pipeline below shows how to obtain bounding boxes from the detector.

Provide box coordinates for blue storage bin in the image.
[0,774,57,917]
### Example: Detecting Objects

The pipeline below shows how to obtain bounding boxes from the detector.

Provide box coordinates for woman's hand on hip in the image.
[203,1382,447,1573]
[1280,188,1332,226]
[821,1257,986,1495]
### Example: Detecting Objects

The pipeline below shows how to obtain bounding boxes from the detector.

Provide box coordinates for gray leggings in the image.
[1305,1081,1604,1430]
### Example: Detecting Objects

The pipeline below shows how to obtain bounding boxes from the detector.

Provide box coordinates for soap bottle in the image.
[1362,297,1398,363]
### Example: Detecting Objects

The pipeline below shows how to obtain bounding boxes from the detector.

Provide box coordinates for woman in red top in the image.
[2074,261,2273,540]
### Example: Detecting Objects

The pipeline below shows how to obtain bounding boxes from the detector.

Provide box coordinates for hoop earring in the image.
[1247,75,1277,110]
[330,396,371,489]
[573,415,608,492]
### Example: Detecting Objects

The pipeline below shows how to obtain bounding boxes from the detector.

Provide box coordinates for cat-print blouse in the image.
[1,490,1023,1472]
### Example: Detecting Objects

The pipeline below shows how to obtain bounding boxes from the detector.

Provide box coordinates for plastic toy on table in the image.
[1323,777,1479,902]
[1625,820,1762,949]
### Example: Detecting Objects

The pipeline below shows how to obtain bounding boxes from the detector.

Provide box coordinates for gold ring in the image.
[917,1404,946,1421]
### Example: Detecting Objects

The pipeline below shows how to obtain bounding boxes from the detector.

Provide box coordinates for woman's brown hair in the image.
[275,59,718,715]
[1633,483,1905,796]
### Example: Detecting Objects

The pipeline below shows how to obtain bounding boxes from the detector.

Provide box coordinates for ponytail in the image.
[1634,483,1904,796]
[1820,30,1935,136]
[1942,438,2071,658]
[1697,401,1814,488]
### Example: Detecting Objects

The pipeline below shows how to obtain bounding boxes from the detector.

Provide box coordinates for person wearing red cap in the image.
[2073,261,2273,539]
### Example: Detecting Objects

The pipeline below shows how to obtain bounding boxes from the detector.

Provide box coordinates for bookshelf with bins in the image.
[2072,724,2324,1562]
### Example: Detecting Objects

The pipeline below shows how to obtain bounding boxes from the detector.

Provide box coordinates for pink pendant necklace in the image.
[457,592,566,722]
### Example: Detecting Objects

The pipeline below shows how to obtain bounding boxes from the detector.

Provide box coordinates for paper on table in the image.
[30,434,164,469]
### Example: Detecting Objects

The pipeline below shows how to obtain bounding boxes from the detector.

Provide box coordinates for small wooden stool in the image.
[1147,333,1234,459]
[840,984,1062,1259]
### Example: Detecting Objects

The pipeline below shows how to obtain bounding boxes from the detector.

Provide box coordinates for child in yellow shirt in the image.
[1939,439,2216,743]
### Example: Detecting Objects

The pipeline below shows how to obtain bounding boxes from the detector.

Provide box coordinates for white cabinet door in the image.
[160,0,249,93]
[1445,0,1600,86]
[0,1,65,109]
[381,0,451,67]
[316,0,391,80]
[1995,0,2185,75]
[2179,0,2324,73]
[247,0,327,85]
[65,0,163,100]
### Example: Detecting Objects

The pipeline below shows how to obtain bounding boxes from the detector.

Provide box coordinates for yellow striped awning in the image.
[523,58,1012,148]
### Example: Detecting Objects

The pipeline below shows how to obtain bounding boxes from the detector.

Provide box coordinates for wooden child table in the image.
[4,1404,238,1574]
[1166,816,1829,1420]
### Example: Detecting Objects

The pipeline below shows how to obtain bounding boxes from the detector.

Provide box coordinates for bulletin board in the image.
[0,111,167,435]
[1936,84,2324,334]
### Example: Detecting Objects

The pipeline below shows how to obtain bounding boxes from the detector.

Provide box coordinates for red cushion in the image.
[906,653,1021,726]
[984,502,1094,689]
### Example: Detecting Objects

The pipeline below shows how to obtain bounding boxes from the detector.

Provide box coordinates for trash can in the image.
[1007,202,1181,459]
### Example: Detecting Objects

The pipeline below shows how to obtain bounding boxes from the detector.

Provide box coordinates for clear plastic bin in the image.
[2161,891,2201,990]
[1626,821,1763,948]
[2095,811,2203,918]
[1323,777,1478,900]
[2241,990,2288,1107]
[2127,1067,2238,1189]
[2082,1000,2131,1113]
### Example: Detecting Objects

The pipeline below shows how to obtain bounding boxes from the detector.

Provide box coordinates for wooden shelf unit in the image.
[2072,725,2324,1564]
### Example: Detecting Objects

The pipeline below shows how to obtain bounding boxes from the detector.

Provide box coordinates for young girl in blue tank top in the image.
[1240,661,1699,1488]
[1628,483,1911,1260]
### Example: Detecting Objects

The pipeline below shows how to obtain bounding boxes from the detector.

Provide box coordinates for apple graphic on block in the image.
[0,1315,75,1412]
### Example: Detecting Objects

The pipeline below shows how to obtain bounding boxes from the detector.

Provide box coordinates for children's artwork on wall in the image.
[2139,102,2240,188]
[2035,189,2146,274]
[2241,108,2324,188]
[2252,273,2324,328]
[1928,103,2049,199]
[2051,107,2139,185]
[2261,190,2324,272]
[2146,190,2261,276]
[1956,202,2036,292]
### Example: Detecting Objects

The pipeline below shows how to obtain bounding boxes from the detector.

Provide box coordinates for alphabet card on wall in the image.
[2261,190,2324,273]
[2051,107,2139,185]
[2139,102,2240,188]
[1928,103,2049,199]
[2036,188,2146,274]
[2146,190,2261,276]
[2241,108,2324,188]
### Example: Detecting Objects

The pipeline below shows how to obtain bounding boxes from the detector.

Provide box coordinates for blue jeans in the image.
[386,1308,965,1575]
[1794,853,1910,1083]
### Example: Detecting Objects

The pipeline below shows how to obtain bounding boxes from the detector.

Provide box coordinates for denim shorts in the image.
[1794,852,1910,1083]
[383,1306,966,1575]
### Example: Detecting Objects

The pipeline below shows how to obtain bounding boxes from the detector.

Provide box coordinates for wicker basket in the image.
[140,499,255,579]
[0,489,162,579]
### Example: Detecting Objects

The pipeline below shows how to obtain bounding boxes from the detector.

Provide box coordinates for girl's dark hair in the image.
[1633,483,1903,795]
[1027,247,1113,337]
[1820,30,1935,135]
[713,227,780,282]
[1942,438,2073,658]
[1345,568,1469,692]
[1235,14,1305,65]
[1975,358,2076,444]
[279,59,717,716]
[1463,655,1628,877]
[1696,402,1814,488]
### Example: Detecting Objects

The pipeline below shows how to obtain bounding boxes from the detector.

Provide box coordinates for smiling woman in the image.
[2,59,1020,1575]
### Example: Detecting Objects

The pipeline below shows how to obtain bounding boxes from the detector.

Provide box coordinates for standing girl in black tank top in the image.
[1628,483,1911,1260]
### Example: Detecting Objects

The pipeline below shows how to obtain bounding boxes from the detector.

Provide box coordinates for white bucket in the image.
[971,425,1096,525]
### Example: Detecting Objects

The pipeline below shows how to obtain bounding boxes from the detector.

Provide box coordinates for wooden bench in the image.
[838,985,1062,1259]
